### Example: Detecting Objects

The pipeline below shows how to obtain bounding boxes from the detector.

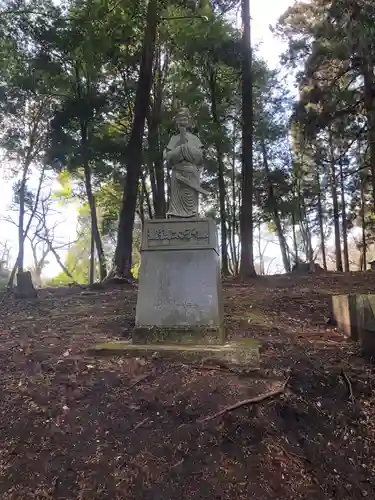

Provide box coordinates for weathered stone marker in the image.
[134,217,224,344]
[356,295,375,357]
[330,294,375,357]
[90,107,259,369]
[330,294,358,340]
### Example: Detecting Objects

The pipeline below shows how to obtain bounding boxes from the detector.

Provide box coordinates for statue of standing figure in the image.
[165,107,208,218]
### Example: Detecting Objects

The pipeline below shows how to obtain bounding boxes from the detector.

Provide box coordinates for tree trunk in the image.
[295,178,312,264]
[81,125,107,281]
[7,166,44,289]
[140,168,153,220]
[14,160,36,297]
[362,63,375,212]
[208,68,229,276]
[239,0,256,278]
[33,265,42,288]
[236,172,241,273]
[113,0,159,277]
[300,197,313,264]
[256,222,264,275]
[339,160,349,272]
[329,130,343,271]
[29,239,47,288]
[89,219,95,285]
[291,207,298,265]
[148,153,158,215]
[260,138,290,272]
[315,167,327,271]
[38,233,78,283]
[231,123,239,275]
[226,200,235,275]
[148,45,166,218]
[17,163,28,273]
[360,173,367,270]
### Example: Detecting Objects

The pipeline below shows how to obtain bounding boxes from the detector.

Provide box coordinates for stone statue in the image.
[165,107,208,218]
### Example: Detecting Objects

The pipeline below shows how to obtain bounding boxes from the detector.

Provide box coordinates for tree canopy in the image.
[1,0,374,286]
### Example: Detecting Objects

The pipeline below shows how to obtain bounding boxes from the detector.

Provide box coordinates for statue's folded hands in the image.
[165,144,185,164]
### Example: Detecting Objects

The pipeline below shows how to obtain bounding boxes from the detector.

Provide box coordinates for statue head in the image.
[175,107,192,130]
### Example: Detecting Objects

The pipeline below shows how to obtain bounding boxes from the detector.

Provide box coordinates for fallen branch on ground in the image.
[264,438,321,489]
[185,363,274,380]
[271,442,307,464]
[179,360,260,376]
[171,459,184,468]
[128,371,154,389]
[341,369,355,404]
[198,376,290,423]
[132,417,150,431]
[184,363,239,374]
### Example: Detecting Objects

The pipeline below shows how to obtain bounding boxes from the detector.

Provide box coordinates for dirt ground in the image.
[0,272,375,499]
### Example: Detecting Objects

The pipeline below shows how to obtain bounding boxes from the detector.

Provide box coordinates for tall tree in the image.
[239,0,256,277]
[111,0,161,279]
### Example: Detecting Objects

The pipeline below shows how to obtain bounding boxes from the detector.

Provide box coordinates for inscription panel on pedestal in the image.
[142,219,216,251]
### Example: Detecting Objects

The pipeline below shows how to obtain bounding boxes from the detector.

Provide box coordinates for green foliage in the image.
[0,0,318,278]
[273,0,375,267]
[54,170,74,200]
[95,180,123,237]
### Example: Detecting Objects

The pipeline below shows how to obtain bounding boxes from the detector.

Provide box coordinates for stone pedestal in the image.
[330,294,358,340]
[90,218,259,369]
[134,217,224,344]
[330,294,375,356]
[356,295,375,357]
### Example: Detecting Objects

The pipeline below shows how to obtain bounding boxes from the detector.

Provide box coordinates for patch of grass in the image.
[232,309,273,327]
[232,338,260,347]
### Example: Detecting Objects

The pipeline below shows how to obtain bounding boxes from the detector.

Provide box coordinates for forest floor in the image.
[0,273,375,499]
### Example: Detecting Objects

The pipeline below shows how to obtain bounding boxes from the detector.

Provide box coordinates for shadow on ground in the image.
[0,272,374,499]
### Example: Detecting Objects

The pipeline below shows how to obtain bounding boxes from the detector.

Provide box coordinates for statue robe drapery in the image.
[166,130,208,218]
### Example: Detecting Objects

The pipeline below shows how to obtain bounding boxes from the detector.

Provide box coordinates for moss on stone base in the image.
[89,338,260,370]
[132,325,226,345]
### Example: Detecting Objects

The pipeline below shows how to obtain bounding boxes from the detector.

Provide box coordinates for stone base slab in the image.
[133,326,225,345]
[89,339,260,369]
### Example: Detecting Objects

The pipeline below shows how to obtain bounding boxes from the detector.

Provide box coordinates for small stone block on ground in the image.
[330,293,375,357]
[89,339,260,370]
[356,294,375,358]
[330,294,358,340]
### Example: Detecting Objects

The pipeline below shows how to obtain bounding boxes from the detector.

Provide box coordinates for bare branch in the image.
[34,232,77,283]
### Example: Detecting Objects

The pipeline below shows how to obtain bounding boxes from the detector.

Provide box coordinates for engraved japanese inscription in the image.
[145,221,210,248]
